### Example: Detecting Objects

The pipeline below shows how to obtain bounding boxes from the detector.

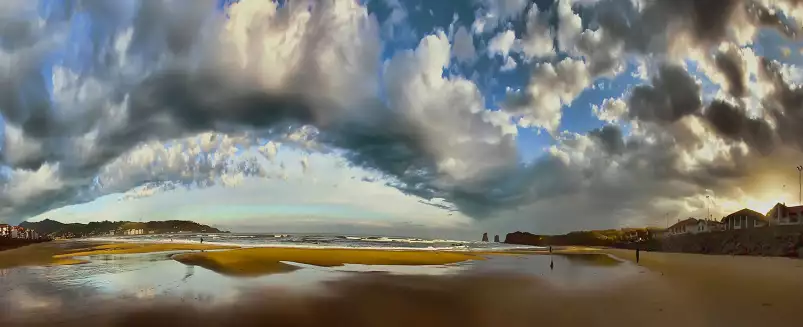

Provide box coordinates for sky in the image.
[2,0,803,239]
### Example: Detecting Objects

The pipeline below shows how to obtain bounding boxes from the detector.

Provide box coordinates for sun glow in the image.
[717,193,796,217]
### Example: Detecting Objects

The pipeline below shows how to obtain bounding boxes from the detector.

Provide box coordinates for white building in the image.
[24,230,38,239]
[667,218,700,236]
[123,229,145,236]
[697,219,725,233]
[766,203,803,226]
[0,224,10,237]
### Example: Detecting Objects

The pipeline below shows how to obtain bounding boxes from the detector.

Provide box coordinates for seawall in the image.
[659,225,803,257]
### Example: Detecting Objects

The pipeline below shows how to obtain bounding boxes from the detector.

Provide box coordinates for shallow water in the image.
[0,248,642,317]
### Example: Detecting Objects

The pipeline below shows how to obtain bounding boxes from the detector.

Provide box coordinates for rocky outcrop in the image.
[504,232,543,245]
[494,235,500,242]
[481,233,489,242]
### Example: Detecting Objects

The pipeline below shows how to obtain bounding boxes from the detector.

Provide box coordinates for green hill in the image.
[19,219,227,238]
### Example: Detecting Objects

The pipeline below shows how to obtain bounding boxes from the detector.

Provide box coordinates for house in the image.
[10,226,25,238]
[667,218,699,236]
[123,229,145,236]
[697,219,725,233]
[0,224,10,237]
[766,203,803,226]
[22,229,38,240]
[721,208,768,230]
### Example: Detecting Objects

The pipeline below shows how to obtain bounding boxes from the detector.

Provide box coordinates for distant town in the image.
[0,219,227,241]
[0,224,41,240]
[503,201,803,258]
[662,202,802,237]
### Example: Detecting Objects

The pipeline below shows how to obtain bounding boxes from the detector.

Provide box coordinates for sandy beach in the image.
[0,241,801,326]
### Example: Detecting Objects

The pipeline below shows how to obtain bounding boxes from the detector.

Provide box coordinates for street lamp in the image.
[797,166,803,205]
[665,212,669,229]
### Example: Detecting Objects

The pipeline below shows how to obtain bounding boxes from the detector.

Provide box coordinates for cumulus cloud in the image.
[451,26,477,63]
[592,97,629,124]
[487,30,517,57]
[473,0,531,33]
[518,5,555,59]
[504,58,592,133]
[5,0,803,235]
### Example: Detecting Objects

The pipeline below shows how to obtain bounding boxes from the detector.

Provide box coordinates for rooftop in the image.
[669,218,698,229]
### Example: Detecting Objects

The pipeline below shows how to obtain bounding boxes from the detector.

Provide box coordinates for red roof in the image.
[788,205,803,213]
[767,203,803,217]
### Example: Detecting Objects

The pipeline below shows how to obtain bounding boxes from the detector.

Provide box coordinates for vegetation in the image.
[505,228,664,250]
[19,219,227,238]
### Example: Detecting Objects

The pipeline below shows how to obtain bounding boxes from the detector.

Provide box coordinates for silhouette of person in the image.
[182,265,195,282]
[636,248,640,263]
[549,246,552,253]
[550,259,554,270]
[200,238,204,244]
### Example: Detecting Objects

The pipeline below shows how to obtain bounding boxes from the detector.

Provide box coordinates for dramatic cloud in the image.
[4,0,803,235]
[628,64,703,123]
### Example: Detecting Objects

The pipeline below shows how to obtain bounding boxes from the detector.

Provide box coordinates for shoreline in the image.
[4,242,803,326]
[81,236,545,252]
[0,240,537,274]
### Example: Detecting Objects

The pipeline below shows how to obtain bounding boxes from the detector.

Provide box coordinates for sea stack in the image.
[494,235,500,242]
[482,233,489,242]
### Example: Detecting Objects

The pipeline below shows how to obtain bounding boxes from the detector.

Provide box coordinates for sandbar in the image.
[173,247,485,276]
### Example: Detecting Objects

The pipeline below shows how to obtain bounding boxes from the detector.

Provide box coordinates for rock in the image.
[504,231,542,245]
[481,233,489,242]
[494,235,500,242]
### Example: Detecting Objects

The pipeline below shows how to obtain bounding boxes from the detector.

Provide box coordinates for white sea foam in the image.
[280,261,470,276]
[84,235,543,252]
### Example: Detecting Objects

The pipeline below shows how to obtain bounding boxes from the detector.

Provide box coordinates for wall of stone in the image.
[659,225,803,257]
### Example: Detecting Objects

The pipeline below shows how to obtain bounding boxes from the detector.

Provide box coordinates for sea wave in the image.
[85,234,542,252]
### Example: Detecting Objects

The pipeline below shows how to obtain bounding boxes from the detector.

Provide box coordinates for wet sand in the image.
[173,247,485,276]
[0,241,237,269]
[1,242,801,326]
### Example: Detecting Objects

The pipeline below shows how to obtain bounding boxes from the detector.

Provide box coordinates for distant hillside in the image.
[20,219,227,238]
[504,228,663,250]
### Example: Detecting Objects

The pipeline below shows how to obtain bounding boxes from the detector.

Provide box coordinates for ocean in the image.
[87,233,540,251]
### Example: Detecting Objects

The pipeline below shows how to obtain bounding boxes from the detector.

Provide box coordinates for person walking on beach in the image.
[200,237,204,244]
[549,246,552,253]
[636,248,640,263]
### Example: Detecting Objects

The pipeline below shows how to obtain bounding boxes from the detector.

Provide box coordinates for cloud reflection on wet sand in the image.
[2,272,684,327]
[2,251,801,327]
